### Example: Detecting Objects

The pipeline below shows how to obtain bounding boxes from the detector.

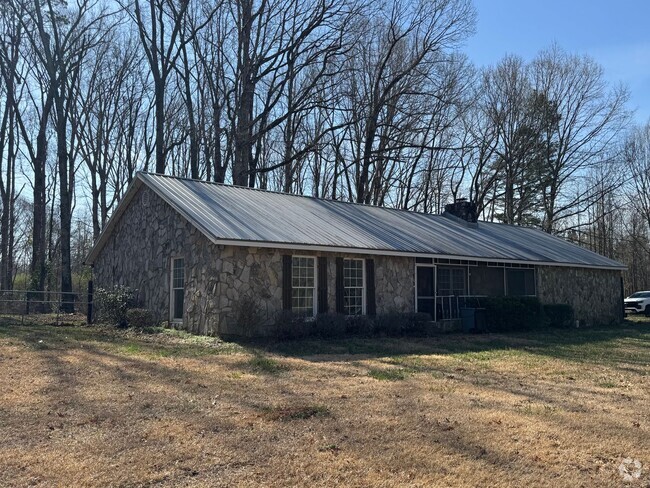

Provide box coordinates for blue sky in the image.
[464,0,650,124]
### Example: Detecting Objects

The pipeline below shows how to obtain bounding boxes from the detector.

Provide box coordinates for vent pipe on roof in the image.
[443,198,478,228]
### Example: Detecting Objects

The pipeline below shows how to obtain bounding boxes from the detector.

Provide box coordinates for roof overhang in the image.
[85,172,627,272]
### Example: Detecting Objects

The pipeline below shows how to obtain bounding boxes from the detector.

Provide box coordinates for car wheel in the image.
[645,305,650,317]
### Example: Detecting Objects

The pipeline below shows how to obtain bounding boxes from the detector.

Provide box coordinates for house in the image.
[85,172,625,335]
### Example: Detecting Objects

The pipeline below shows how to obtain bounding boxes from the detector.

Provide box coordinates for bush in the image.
[274,311,310,340]
[313,313,347,338]
[544,303,574,328]
[374,312,406,336]
[126,308,159,329]
[94,285,136,327]
[373,312,433,337]
[345,314,375,336]
[402,312,434,337]
[482,296,545,332]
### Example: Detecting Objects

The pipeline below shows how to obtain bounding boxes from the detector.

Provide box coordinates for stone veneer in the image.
[536,265,622,325]
[94,185,622,335]
[93,185,415,336]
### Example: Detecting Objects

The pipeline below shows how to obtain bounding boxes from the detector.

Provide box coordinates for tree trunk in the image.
[56,85,74,313]
[233,0,254,186]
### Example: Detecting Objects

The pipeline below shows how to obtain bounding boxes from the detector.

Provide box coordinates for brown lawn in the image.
[0,315,649,487]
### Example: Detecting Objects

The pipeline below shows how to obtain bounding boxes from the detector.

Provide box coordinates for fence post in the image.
[87,280,94,324]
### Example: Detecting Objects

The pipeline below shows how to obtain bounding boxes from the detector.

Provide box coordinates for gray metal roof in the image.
[86,172,625,270]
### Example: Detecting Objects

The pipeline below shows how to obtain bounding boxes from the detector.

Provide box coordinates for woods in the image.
[0,0,647,302]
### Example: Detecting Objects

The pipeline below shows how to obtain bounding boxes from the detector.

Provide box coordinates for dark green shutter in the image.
[282,255,292,310]
[318,257,328,314]
[335,257,345,314]
[366,258,376,316]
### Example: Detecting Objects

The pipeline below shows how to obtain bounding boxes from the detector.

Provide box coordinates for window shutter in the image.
[335,257,344,314]
[318,257,328,314]
[282,255,292,310]
[366,258,376,316]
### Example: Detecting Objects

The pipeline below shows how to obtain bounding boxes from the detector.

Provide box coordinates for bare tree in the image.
[0,3,23,290]
[531,45,629,232]
[15,0,113,310]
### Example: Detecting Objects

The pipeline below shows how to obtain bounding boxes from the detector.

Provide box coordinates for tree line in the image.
[0,0,648,306]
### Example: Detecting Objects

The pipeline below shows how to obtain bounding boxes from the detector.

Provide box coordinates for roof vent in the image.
[443,198,478,227]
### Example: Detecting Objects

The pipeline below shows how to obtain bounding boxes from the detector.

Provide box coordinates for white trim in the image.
[291,255,318,317]
[203,238,626,271]
[342,257,366,316]
[170,256,185,323]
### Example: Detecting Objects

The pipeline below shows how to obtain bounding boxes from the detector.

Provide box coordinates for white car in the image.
[624,291,650,316]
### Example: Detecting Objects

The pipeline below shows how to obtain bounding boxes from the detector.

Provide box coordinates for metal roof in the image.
[85,172,626,270]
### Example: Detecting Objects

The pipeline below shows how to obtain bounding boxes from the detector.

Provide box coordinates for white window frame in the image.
[170,256,185,323]
[343,258,366,316]
[291,255,318,317]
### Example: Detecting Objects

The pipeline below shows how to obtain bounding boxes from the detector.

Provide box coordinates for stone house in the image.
[85,173,625,335]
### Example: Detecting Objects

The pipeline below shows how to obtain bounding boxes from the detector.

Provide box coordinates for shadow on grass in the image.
[240,320,650,367]
[2,314,649,369]
[0,315,244,358]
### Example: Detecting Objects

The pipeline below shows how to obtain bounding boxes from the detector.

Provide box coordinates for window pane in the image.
[171,258,185,320]
[343,259,364,315]
[173,289,184,319]
[292,257,316,315]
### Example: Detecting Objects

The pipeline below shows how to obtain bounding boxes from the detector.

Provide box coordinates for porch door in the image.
[416,265,436,320]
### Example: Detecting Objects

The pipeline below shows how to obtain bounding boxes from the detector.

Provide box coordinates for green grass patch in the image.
[247,355,288,374]
[368,368,409,381]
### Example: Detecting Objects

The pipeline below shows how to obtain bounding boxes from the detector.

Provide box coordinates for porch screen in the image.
[469,266,504,296]
[506,269,536,296]
[436,267,466,296]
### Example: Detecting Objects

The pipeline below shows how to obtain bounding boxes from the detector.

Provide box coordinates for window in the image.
[506,268,536,296]
[469,266,505,296]
[437,267,466,296]
[292,256,316,315]
[171,257,185,321]
[344,259,364,315]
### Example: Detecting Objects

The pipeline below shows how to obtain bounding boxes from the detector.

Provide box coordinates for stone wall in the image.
[93,184,621,334]
[536,266,622,325]
[93,185,416,336]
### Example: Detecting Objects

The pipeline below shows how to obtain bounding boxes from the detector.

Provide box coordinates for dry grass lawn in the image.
[1,315,649,487]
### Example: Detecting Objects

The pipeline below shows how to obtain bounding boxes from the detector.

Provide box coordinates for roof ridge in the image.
[137,171,469,220]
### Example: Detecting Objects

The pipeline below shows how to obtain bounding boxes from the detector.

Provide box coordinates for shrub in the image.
[313,313,347,338]
[544,303,574,328]
[374,312,434,337]
[345,314,375,336]
[401,312,434,337]
[481,296,545,332]
[94,285,136,327]
[274,311,310,340]
[126,308,159,329]
[374,312,406,336]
